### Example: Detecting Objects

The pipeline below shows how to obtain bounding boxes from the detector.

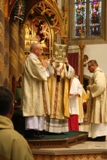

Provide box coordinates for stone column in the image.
[9,19,19,82]
[0,0,5,85]
[19,25,25,76]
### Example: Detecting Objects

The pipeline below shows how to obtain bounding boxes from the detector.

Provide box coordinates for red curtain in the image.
[67,52,79,75]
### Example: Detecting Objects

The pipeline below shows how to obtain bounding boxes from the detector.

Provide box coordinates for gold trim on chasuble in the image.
[53,82,59,118]
[52,64,70,118]
[42,82,48,115]
[64,77,70,118]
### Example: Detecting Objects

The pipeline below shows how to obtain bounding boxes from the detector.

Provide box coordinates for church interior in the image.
[1,0,107,160]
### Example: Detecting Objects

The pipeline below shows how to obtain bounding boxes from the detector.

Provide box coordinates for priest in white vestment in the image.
[21,43,50,138]
[44,57,75,133]
[87,60,107,140]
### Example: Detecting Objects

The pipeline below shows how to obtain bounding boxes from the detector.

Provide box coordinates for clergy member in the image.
[21,43,50,138]
[44,57,75,134]
[87,60,107,141]
[68,75,82,131]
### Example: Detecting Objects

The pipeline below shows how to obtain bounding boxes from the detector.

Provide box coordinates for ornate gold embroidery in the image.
[0,22,4,45]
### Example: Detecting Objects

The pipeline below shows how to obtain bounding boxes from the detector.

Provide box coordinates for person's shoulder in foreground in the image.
[0,86,34,160]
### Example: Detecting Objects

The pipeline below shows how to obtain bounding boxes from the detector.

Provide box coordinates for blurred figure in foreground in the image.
[0,86,34,160]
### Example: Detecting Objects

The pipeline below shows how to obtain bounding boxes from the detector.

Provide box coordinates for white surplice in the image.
[69,77,82,115]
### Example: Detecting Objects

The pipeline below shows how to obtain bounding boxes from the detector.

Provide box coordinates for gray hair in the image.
[88,60,98,66]
[30,43,40,52]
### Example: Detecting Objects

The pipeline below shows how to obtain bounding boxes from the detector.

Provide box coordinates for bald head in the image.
[30,43,43,57]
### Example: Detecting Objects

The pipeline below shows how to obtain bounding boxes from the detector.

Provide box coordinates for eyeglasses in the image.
[88,65,93,69]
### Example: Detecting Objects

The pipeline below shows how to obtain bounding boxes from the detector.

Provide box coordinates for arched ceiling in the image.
[9,0,68,43]
[9,0,65,38]
[8,0,68,57]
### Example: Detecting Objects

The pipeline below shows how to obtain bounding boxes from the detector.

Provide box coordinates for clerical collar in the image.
[29,53,38,58]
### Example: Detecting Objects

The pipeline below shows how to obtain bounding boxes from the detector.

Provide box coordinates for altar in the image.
[27,131,88,149]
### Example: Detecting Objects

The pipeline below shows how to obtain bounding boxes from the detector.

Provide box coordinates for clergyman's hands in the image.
[42,59,49,68]
[50,57,55,64]
[86,85,91,91]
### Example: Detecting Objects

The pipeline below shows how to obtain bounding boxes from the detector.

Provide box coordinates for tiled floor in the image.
[33,124,107,153]
[69,123,107,153]
[46,124,107,152]
[32,123,107,160]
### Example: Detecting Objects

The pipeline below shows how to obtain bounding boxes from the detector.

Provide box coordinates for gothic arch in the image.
[9,0,68,57]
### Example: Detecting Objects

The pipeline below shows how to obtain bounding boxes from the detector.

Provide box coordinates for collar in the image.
[29,53,38,58]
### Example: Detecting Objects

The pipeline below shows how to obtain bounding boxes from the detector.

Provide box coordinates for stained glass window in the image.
[74,0,102,38]
[89,0,102,37]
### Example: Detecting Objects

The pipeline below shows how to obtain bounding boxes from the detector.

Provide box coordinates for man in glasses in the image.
[86,60,107,141]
